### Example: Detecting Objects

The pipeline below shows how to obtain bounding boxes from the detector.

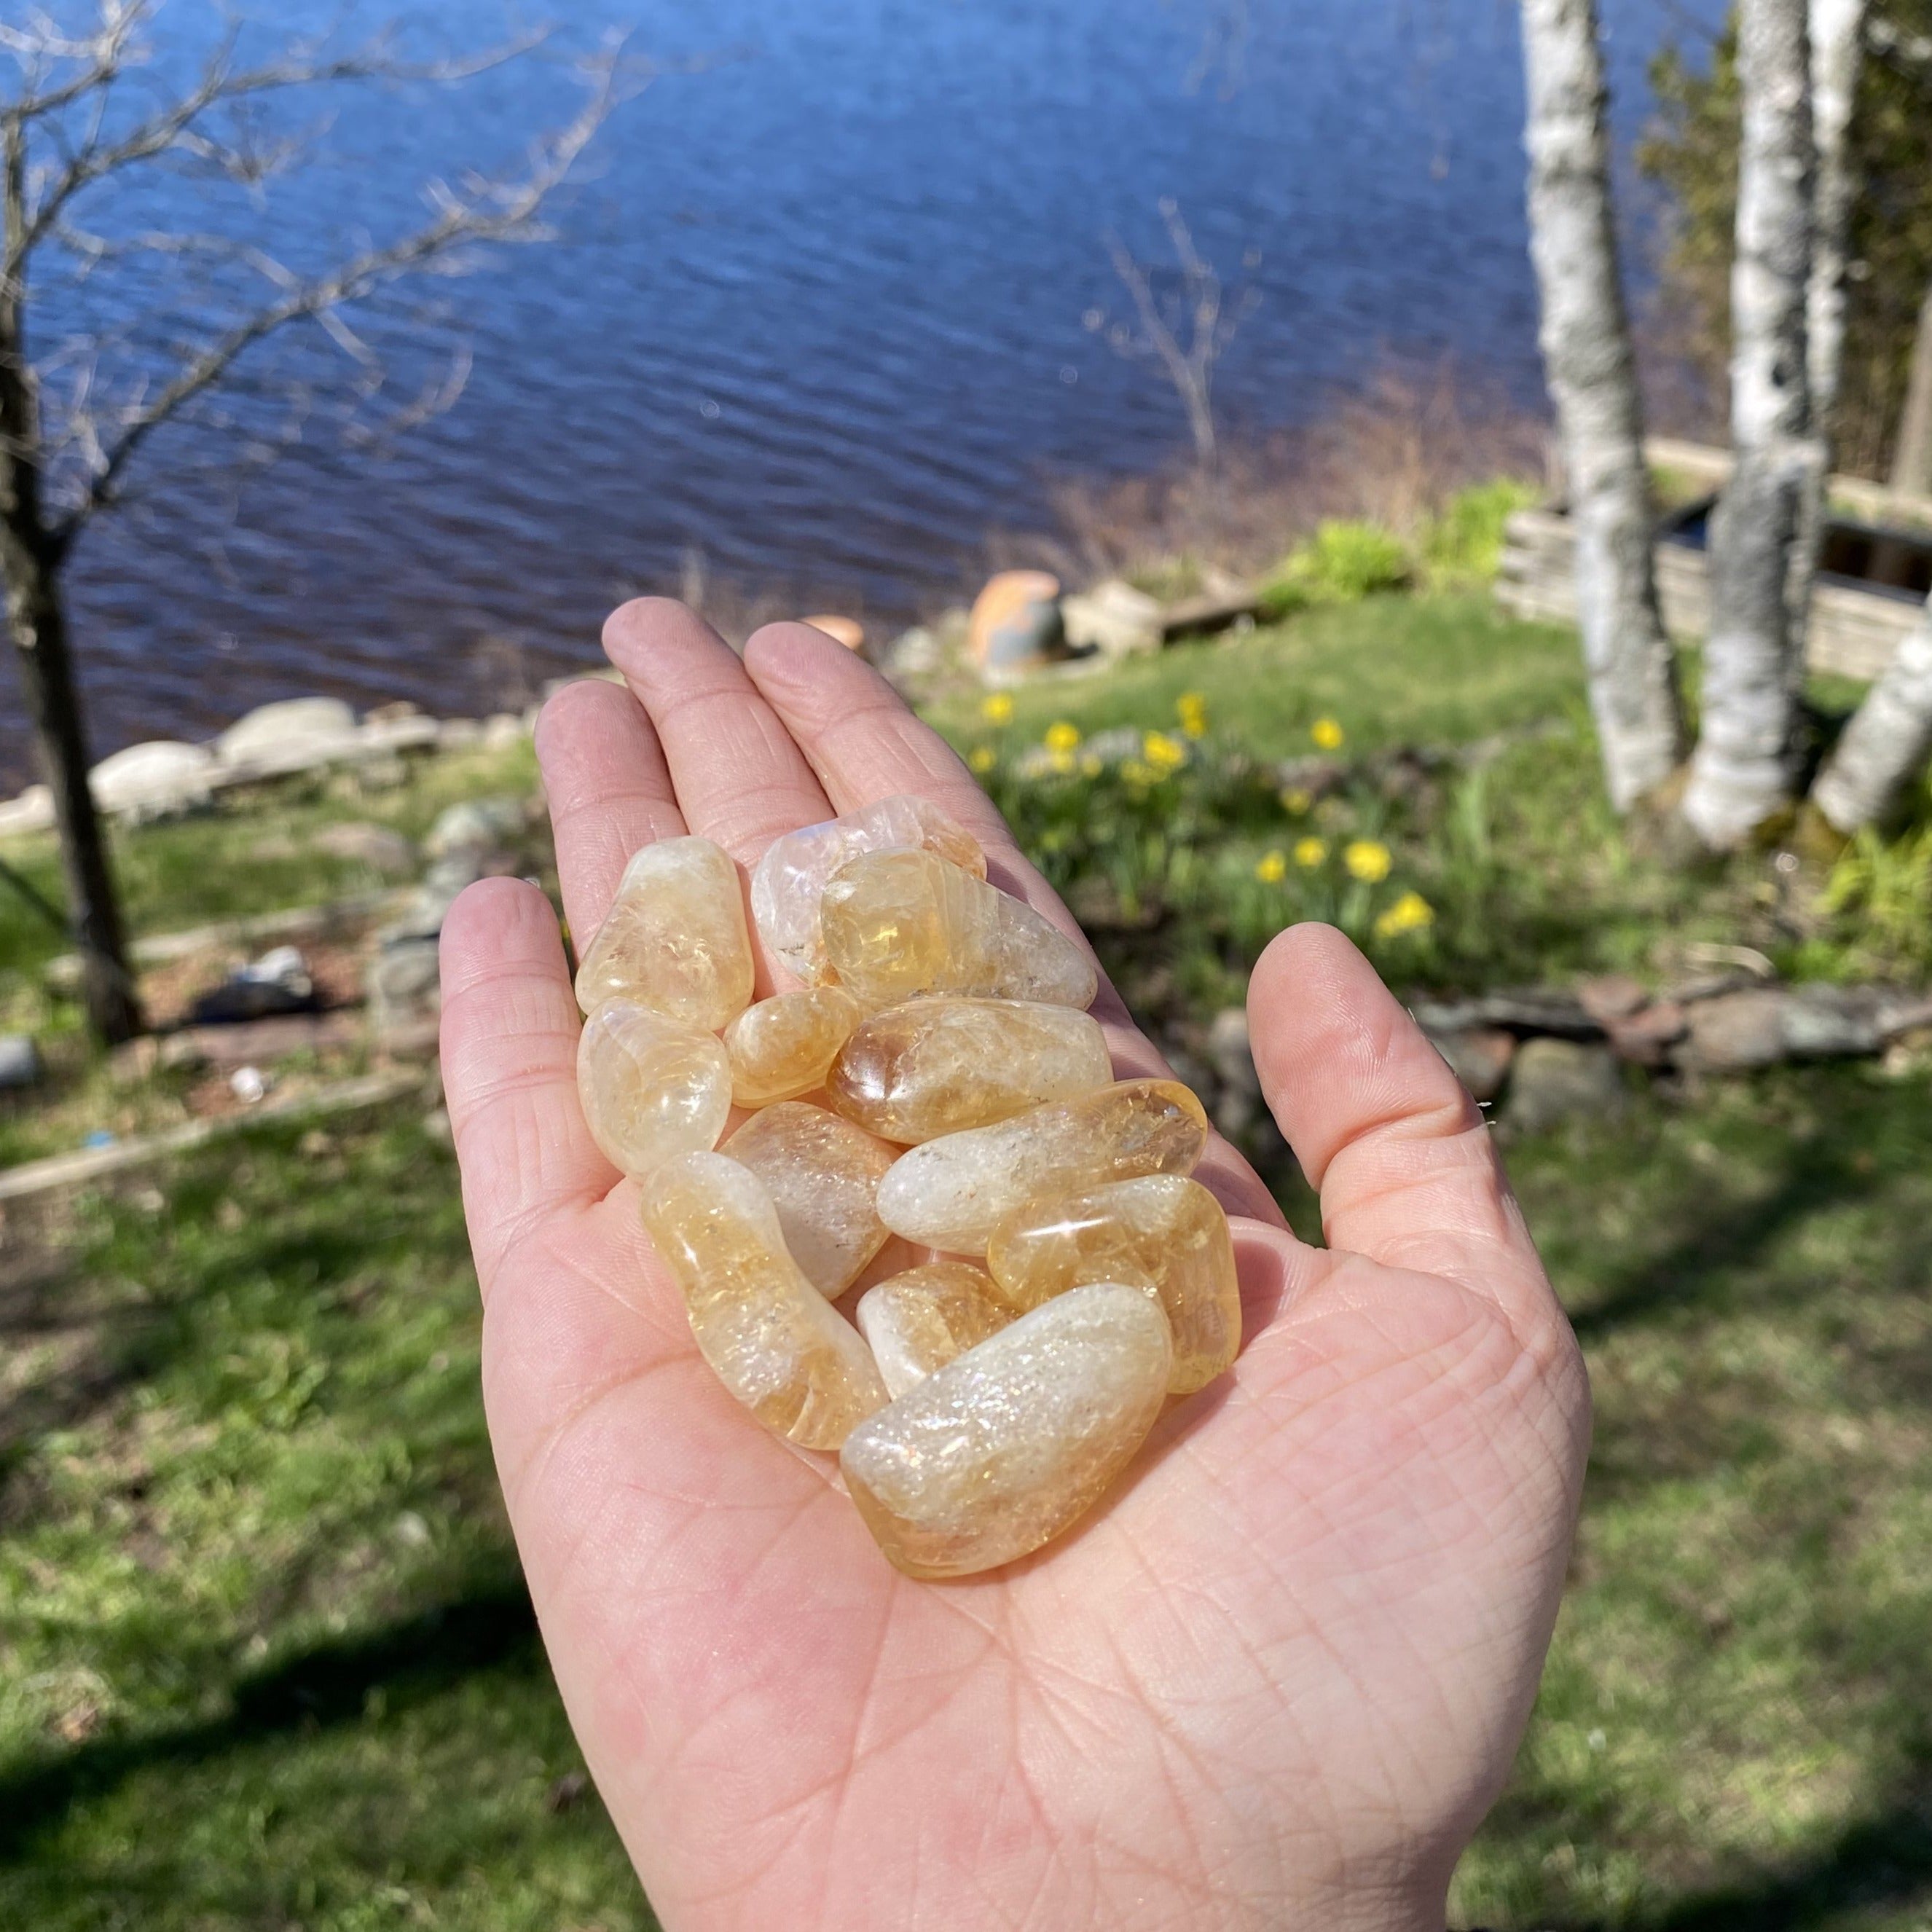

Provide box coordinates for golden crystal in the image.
[986,1175,1240,1394]
[841,1282,1172,1576]
[819,848,1097,1010]
[853,1262,1013,1399]
[723,987,864,1107]
[641,1152,888,1449]
[874,1078,1209,1254]
[828,995,1112,1142]
[573,835,754,1029]
[576,998,731,1177]
[722,1101,896,1297]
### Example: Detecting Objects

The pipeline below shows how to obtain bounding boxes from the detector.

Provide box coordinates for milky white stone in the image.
[855,1262,1013,1398]
[875,1079,1209,1254]
[828,996,1113,1141]
[722,1102,896,1297]
[573,836,754,1028]
[642,1152,887,1449]
[576,999,731,1177]
[841,1282,1173,1577]
[751,794,987,983]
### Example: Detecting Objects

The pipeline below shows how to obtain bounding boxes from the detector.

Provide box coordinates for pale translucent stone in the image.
[723,987,863,1107]
[751,794,987,983]
[722,1102,895,1297]
[820,848,1097,1010]
[841,1282,1172,1577]
[642,1152,887,1450]
[573,836,754,1029]
[986,1175,1240,1394]
[875,1079,1209,1255]
[855,1263,1013,1399]
[576,999,731,1177]
[828,996,1112,1142]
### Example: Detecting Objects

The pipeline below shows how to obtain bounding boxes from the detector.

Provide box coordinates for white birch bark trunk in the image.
[1684,0,1816,847]
[1892,278,1932,496]
[1812,594,1932,829]
[1519,0,1686,810]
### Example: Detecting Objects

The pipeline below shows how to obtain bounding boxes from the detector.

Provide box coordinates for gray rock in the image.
[369,938,443,1053]
[881,626,944,677]
[89,739,217,817]
[1678,990,1788,1071]
[1206,1008,1263,1138]
[436,717,484,751]
[216,696,358,765]
[1061,579,1163,659]
[1412,990,1603,1040]
[1504,1038,1626,1133]
[425,795,525,858]
[313,821,417,875]
[0,784,53,837]
[1427,1025,1516,1102]
[481,712,527,750]
[382,851,492,943]
[0,1034,42,1091]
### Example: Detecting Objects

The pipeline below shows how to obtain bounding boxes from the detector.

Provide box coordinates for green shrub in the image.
[1421,479,1537,587]
[1257,519,1410,616]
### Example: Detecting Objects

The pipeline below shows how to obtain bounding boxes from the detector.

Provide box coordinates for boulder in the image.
[1205,1008,1263,1139]
[313,821,417,876]
[802,614,865,652]
[1061,579,1162,659]
[1504,1039,1626,1133]
[216,696,358,766]
[89,740,216,816]
[0,785,54,837]
[1428,1025,1516,1102]
[1412,989,1602,1040]
[481,712,527,750]
[1606,1001,1688,1067]
[1678,989,1786,1071]
[369,938,443,1054]
[425,796,525,859]
[1576,973,1649,1024]
[967,570,1062,678]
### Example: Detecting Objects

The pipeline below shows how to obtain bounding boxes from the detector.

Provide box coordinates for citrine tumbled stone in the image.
[841,1282,1173,1577]
[986,1175,1241,1394]
[576,998,732,1178]
[820,847,1097,1010]
[723,986,864,1107]
[721,1102,895,1297]
[828,996,1112,1142]
[641,1152,887,1450]
[874,1078,1209,1255]
[751,793,987,983]
[854,1262,1014,1399]
[573,836,754,1029]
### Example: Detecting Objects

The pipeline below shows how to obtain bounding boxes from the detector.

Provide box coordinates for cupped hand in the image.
[438,600,1590,1932]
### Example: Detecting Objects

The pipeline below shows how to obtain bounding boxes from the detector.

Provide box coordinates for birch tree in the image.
[1683,0,1816,847]
[1518,0,1685,809]
[1813,594,1932,827]
[1,1,626,1043]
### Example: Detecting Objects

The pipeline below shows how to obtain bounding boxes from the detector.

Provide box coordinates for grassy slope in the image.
[3,595,1929,1928]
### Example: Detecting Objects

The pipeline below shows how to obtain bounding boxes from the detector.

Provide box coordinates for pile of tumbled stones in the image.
[573,795,1239,1579]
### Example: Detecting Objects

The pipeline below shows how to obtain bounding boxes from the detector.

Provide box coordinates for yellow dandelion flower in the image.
[1048,747,1077,775]
[1121,758,1157,788]
[1080,753,1103,777]
[1043,720,1081,754]
[980,692,1016,725]
[1373,890,1436,940]
[1294,836,1327,868]
[1343,839,1393,883]
[1142,730,1187,771]
[1176,691,1209,738]
[1254,849,1287,884]
[968,744,996,774]
[1279,786,1312,815]
[1311,716,1345,750]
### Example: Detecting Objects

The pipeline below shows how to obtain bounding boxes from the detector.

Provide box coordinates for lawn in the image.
[3,591,1931,1928]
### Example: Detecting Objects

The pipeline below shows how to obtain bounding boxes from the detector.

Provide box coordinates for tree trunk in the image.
[1684,0,1815,848]
[4,542,143,1044]
[1812,593,1932,829]
[1788,0,1864,632]
[1892,278,1932,497]
[1518,0,1686,810]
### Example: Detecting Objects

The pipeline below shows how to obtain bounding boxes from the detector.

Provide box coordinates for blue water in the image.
[1,0,1717,784]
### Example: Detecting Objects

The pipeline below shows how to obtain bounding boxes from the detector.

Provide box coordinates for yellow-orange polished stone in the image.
[874,1078,1209,1255]
[820,848,1097,1010]
[576,998,731,1177]
[722,1102,895,1297]
[573,836,754,1029]
[642,1152,887,1449]
[828,996,1112,1142]
[723,987,863,1107]
[841,1282,1172,1576]
[854,1262,1013,1399]
[986,1175,1240,1394]
[751,794,987,983]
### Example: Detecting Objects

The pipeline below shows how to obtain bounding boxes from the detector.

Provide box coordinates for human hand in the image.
[439,600,1590,1932]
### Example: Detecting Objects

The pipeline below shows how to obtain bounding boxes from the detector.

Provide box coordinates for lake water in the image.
[1,0,1716,786]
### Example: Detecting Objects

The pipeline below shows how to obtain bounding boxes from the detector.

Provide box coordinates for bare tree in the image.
[1518,0,1686,810]
[1,1,629,1042]
[1683,0,1816,848]
[1893,277,1932,495]
[1099,199,1252,474]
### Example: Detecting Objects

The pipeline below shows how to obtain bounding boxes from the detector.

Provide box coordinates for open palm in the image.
[439,600,1590,1932]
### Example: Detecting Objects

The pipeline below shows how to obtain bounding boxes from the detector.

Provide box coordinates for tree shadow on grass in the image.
[0,1566,540,1863]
